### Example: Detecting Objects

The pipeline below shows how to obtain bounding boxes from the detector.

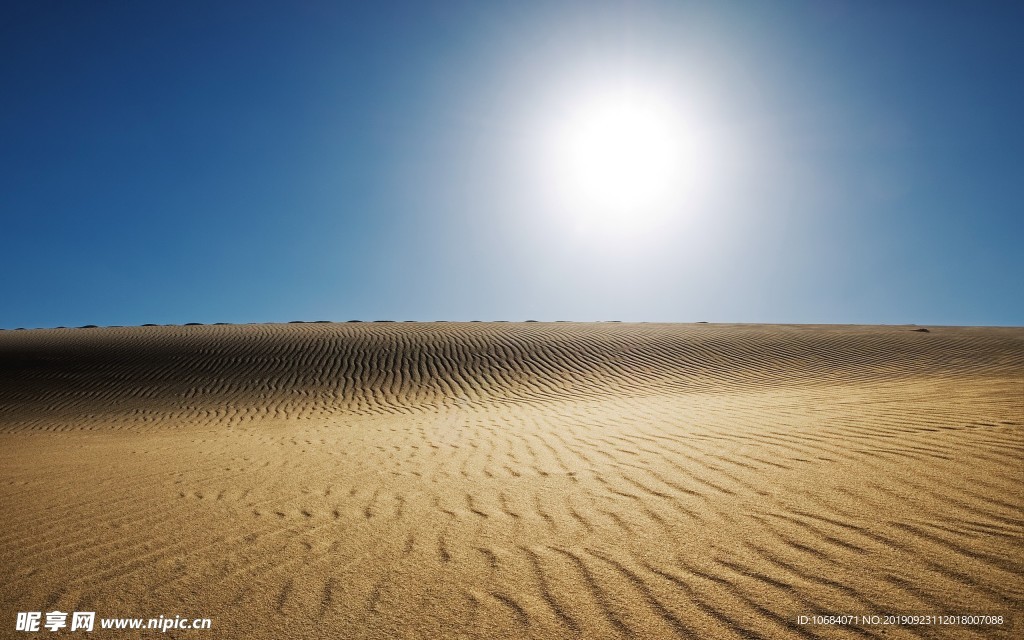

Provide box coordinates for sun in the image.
[543,84,692,232]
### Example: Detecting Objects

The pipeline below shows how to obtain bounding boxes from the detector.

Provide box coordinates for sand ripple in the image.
[0,323,1021,638]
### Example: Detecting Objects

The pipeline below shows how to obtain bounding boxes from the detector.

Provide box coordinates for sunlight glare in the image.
[542,83,696,235]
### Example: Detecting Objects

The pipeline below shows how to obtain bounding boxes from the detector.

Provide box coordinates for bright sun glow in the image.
[542,83,697,234]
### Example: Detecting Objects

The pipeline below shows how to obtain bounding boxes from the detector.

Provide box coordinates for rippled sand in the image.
[1,322,1021,638]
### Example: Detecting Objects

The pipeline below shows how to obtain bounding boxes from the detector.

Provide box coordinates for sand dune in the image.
[1,322,1021,638]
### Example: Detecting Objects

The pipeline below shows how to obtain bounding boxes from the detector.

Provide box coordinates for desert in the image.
[1,321,1021,638]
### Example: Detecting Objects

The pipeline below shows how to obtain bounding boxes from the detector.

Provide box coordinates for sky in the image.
[2,1,1022,328]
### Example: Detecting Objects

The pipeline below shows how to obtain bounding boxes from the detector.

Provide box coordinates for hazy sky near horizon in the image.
[2,1,1021,328]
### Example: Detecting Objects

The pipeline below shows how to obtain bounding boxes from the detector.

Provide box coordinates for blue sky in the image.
[2,1,1021,328]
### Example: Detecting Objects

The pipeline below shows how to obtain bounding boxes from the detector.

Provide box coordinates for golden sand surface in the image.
[1,322,1021,639]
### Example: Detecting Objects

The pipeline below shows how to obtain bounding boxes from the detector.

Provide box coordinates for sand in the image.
[0,322,1021,639]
